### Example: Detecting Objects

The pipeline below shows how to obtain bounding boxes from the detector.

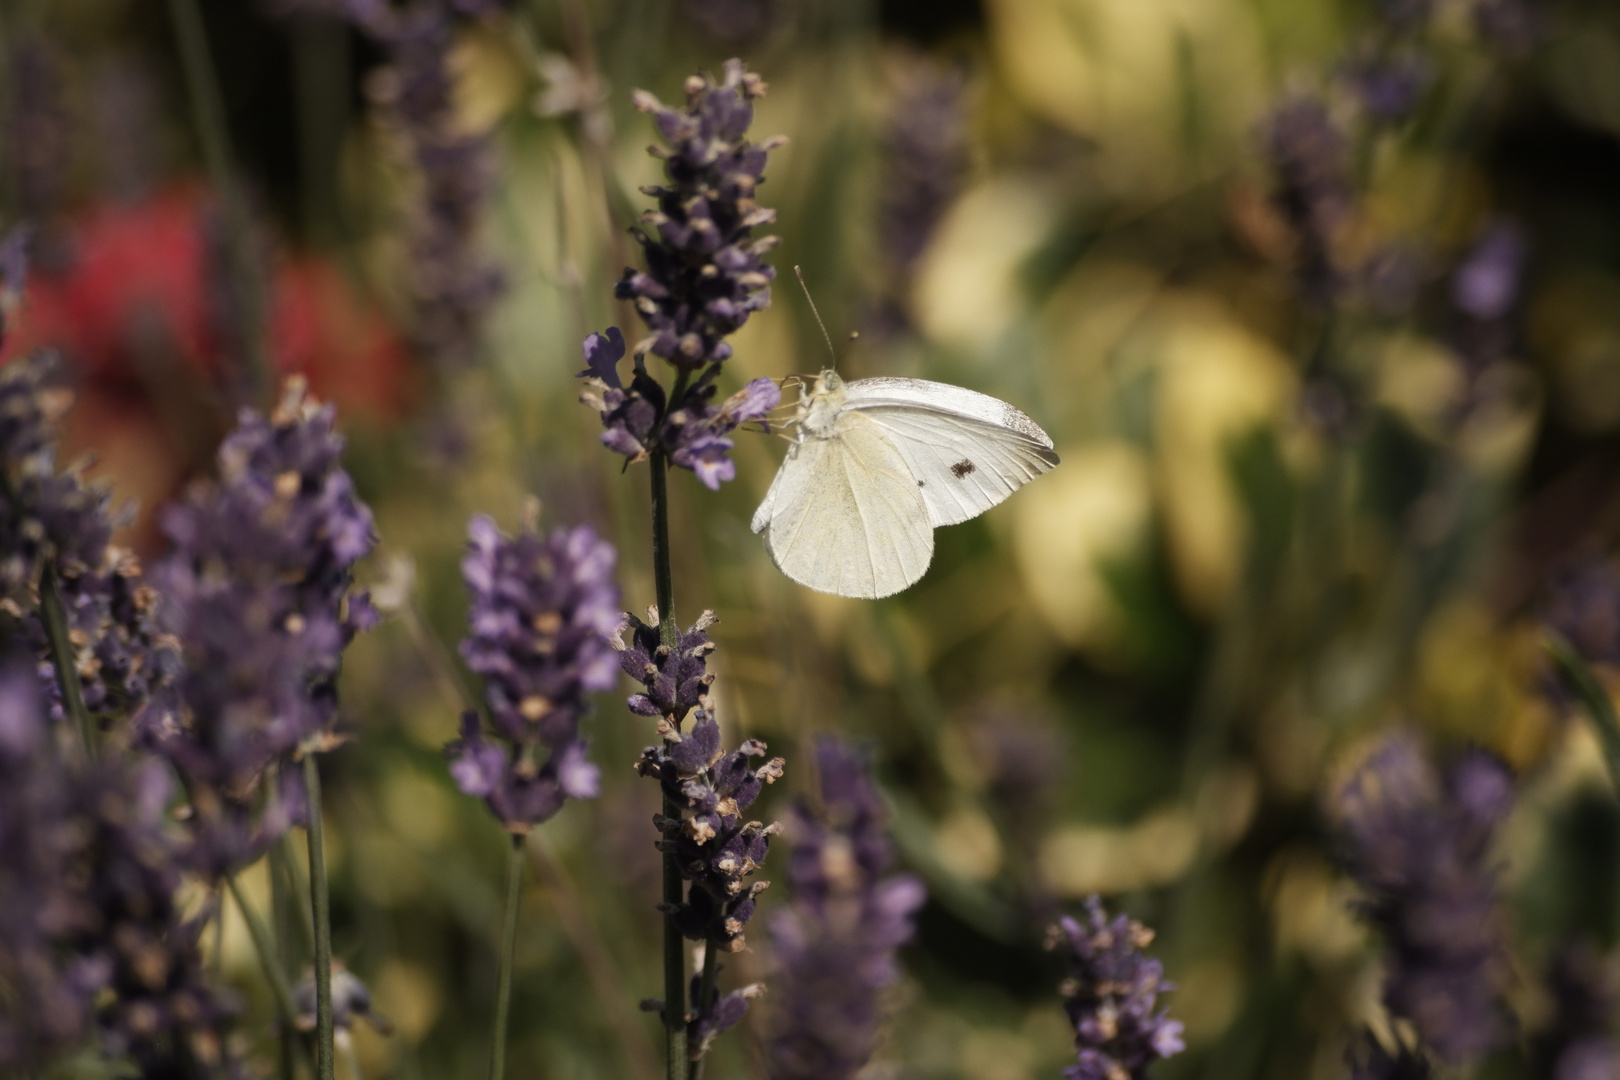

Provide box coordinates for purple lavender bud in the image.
[1346,1031,1432,1079]
[4,34,70,223]
[447,513,618,832]
[635,707,784,950]
[294,964,393,1034]
[1452,221,1527,321]
[612,608,717,725]
[1473,0,1541,53]
[878,61,970,279]
[1047,896,1184,1080]
[1336,733,1514,1063]
[1262,98,1353,300]
[617,61,780,372]
[147,378,376,876]
[766,738,925,1080]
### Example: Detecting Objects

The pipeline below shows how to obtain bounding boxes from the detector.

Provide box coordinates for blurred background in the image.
[6,0,1620,1076]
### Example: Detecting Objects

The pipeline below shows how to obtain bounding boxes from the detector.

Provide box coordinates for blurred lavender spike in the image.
[618,59,782,372]
[1346,1031,1432,1079]
[766,738,925,1080]
[445,513,619,832]
[147,377,377,877]
[1535,943,1620,1080]
[0,654,244,1077]
[1335,732,1514,1063]
[1047,896,1184,1080]
[1262,97,1353,301]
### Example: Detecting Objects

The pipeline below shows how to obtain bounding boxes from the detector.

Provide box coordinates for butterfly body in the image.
[751,370,1059,599]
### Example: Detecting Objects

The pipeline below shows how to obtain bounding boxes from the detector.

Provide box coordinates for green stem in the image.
[165,0,270,399]
[304,753,336,1080]
[226,876,302,1039]
[489,834,525,1080]
[39,568,93,757]
[687,942,719,1080]
[647,447,687,1080]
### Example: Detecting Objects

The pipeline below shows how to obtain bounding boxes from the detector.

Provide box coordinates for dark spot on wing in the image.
[917,480,926,487]
[951,459,975,478]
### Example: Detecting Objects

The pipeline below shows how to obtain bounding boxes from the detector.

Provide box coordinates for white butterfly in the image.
[750,370,1060,599]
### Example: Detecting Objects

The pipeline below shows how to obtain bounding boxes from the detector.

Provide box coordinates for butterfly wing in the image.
[843,377,1060,527]
[750,414,934,599]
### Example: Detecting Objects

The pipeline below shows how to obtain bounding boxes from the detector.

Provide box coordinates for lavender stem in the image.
[649,443,688,1079]
[225,875,302,1049]
[303,752,336,1080]
[490,834,525,1080]
[689,942,719,1080]
[39,567,92,757]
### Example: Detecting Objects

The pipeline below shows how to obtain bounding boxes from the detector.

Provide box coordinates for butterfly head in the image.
[799,369,847,437]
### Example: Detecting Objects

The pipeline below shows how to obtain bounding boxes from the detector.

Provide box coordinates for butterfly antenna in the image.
[794,265,839,370]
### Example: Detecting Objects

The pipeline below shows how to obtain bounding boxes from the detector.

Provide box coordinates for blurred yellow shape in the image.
[1039,804,1199,894]
[1154,300,1296,613]
[910,177,1057,352]
[1174,958,1244,1043]
[1012,441,1152,658]
[380,767,455,849]
[1414,599,1551,765]
[959,1027,1037,1080]
[1263,847,1365,965]
[984,0,1266,193]
[449,21,527,136]
[1375,333,1463,441]
[375,959,443,1043]
[1195,761,1260,849]
[935,805,1005,883]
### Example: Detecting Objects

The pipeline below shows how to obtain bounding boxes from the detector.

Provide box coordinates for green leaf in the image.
[1546,631,1620,796]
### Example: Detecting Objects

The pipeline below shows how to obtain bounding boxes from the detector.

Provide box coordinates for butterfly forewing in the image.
[844,378,1060,527]
[752,414,933,599]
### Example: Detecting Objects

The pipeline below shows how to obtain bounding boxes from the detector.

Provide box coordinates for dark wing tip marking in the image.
[950,459,976,478]
[917,479,926,487]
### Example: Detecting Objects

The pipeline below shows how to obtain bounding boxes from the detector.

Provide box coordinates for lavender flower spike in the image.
[766,738,926,1080]
[1047,896,1185,1080]
[446,513,619,832]
[1336,732,1514,1063]
[618,59,783,371]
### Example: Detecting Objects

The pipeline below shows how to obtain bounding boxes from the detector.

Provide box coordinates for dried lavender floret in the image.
[1047,896,1185,1080]
[618,60,782,371]
[445,513,618,832]
[766,738,925,1080]
[636,707,784,950]
[1336,733,1514,1063]
[612,608,718,728]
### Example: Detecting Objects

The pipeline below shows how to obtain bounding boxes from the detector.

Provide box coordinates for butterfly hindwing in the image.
[752,414,933,599]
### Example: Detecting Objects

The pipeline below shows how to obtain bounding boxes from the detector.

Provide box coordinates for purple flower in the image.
[146,378,376,877]
[1533,943,1620,1080]
[635,707,785,950]
[580,327,780,487]
[1336,733,1514,1063]
[1544,557,1620,668]
[617,60,782,372]
[878,60,970,281]
[0,657,242,1076]
[4,33,69,223]
[1473,0,1540,53]
[446,514,618,832]
[766,738,926,1080]
[1047,896,1185,1080]
[611,608,718,732]
[1342,51,1432,123]
[1452,221,1527,322]
[1262,97,1353,300]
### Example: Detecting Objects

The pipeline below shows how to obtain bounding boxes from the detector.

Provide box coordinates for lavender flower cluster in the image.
[767,738,926,1080]
[579,326,779,489]
[446,513,620,832]
[1336,733,1515,1064]
[0,660,240,1077]
[144,378,378,877]
[1046,896,1185,1080]
[620,59,782,371]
